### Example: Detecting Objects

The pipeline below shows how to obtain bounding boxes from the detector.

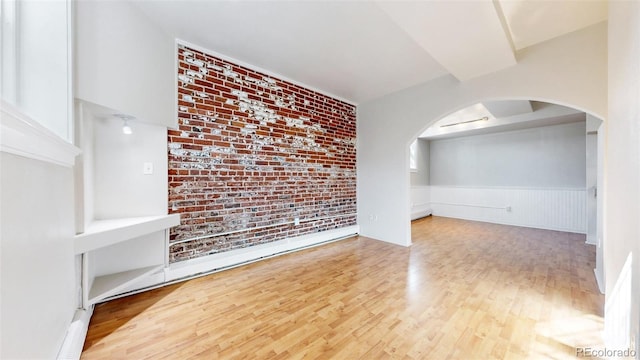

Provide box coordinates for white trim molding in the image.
[430,186,587,234]
[1,100,80,167]
[91,225,359,303]
[57,306,94,360]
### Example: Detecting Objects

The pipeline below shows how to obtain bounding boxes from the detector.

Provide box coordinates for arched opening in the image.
[356,22,608,357]
[401,99,607,356]
[408,99,605,292]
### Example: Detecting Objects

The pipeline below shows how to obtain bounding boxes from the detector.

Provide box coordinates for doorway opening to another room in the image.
[408,100,604,293]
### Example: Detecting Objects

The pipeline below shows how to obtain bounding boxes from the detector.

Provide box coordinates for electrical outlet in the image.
[506,206,512,212]
[143,162,153,175]
[294,217,300,226]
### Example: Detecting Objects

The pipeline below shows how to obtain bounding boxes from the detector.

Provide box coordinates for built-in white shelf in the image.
[76,214,180,306]
[74,214,180,254]
[88,265,164,304]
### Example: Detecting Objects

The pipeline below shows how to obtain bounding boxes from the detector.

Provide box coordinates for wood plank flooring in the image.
[82,216,604,359]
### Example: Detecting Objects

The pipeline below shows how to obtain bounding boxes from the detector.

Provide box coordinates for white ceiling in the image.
[499,0,608,50]
[134,0,607,104]
[376,1,516,81]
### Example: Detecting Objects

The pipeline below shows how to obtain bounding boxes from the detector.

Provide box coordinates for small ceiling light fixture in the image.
[440,116,489,128]
[113,114,135,135]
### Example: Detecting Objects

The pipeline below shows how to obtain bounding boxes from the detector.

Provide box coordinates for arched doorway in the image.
[408,100,605,292]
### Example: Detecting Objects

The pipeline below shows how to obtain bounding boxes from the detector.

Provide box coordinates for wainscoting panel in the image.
[410,186,432,220]
[429,186,587,233]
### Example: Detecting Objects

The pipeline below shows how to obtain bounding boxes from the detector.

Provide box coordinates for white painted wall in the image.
[357,22,606,246]
[93,231,166,277]
[92,114,168,219]
[410,138,429,186]
[429,122,586,188]
[74,101,169,301]
[424,122,588,233]
[16,0,71,141]
[0,153,76,359]
[606,1,640,351]
[75,0,175,128]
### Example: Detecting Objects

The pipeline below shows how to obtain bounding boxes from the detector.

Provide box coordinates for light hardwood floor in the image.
[82,216,604,359]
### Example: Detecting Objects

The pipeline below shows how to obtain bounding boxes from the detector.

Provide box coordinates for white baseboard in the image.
[97,226,360,301]
[432,213,586,234]
[411,208,432,220]
[165,225,359,282]
[57,306,94,360]
[59,226,359,359]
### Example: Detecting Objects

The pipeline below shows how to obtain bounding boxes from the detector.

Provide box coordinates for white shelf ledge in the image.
[1,100,81,167]
[89,265,163,304]
[74,214,180,254]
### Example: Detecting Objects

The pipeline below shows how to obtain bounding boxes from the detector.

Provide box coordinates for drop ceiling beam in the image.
[377,0,516,81]
[483,100,533,118]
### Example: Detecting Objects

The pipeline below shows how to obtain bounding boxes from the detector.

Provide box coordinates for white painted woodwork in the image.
[595,123,605,294]
[5,0,72,141]
[410,186,431,221]
[74,97,175,307]
[0,100,80,167]
[89,265,164,304]
[430,186,587,234]
[74,215,180,254]
[585,117,599,245]
[56,307,94,360]
[604,253,633,350]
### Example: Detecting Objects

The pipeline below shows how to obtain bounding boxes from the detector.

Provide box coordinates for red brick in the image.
[169,44,356,263]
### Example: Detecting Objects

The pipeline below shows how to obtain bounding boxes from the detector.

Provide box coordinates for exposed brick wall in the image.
[168,44,357,262]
